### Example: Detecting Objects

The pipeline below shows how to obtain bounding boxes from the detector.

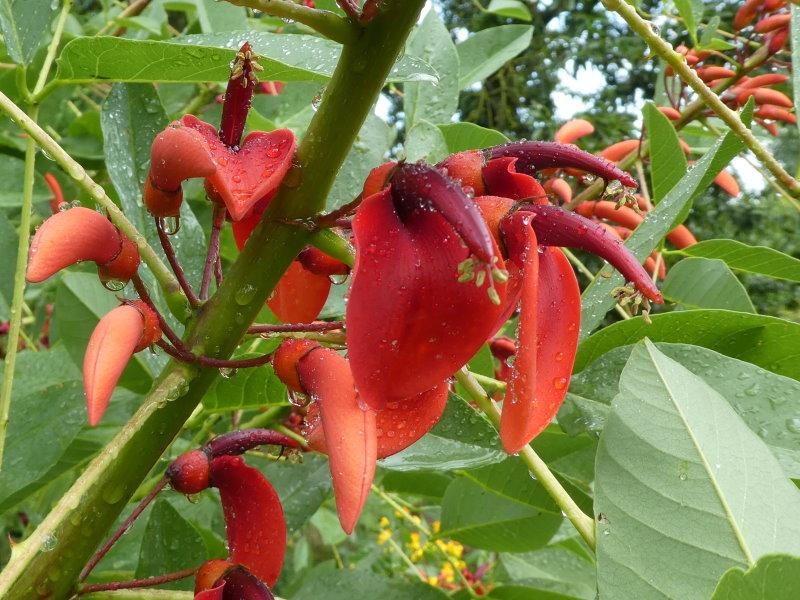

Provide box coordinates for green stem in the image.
[0,2,425,597]
[602,0,800,196]
[454,368,597,550]
[0,92,187,315]
[0,106,39,470]
[226,0,359,44]
[310,228,355,267]
[33,0,73,96]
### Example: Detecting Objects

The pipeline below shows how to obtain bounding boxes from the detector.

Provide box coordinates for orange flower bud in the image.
[554,118,594,144]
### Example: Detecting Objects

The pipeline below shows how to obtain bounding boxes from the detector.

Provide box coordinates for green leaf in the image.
[712,554,800,599]
[261,454,332,533]
[54,272,156,393]
[404,10,460,127]
[0,0,56,64]
[0,156,52,207]
[379,393,506,471]
[457,25,533,88]
[674,0,699,43]
[191,0,247,32]
[667,239,800,282]
[439,458,562,552]
[498,547,595,599]
[55,33,438,84]
[567,343,800,478]
[483,585,586,599]
[439,122,509,153]
[135,499,207,590]
[575,309,800,382]
[405,119,449,163]
[595,341,800,599]
[643,102,687,202]
[486,0,532,22]
[293,568,449,600]
[662,257,755,312]
[0,212,18,305]
[0,346,87,513]
[202,364,286,413]
[380,470,454,499]
[579,107,751,339]
[310,506,346,546]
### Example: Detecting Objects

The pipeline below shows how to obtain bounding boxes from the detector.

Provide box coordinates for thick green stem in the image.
[226,0,358,44]
[310,228,355,267]
[455,368,597,550]
[0,2,425,597]
[602,0,800,196]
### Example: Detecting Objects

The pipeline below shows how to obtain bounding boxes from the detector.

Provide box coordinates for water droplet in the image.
[785,418,800,434]
[41,534,57,552]
[552,377,567,390]
[102,279,125,292]
[158,216,181,235]
[235,283,257,305]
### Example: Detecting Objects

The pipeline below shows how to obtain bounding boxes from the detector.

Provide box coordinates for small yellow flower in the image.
[439,561,455,583]
[431,520,441,533]
[427,575,439,586]
[377,529,392,545]
[379,516,390,528]
[410,548,424,562]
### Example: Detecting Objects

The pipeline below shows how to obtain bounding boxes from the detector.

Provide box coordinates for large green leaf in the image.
[579,105,751,339]
[457,25,533,88]
[661,257,755,312]
[380,470,454,500]
[55,33,438,84]
[439,122,509,153]
[566,343,800,478]
[0,155,51,207]
[191,0,247,32]
[497,547,595,599]
[595,341,800,599]
[0,346,86,513]
[486,0,532,22]
[405,119,449,163]
[379,393,506,471]
[643,102,687,202]
[261,454,332,533]
[439,458,563,552]
[0,0,56,64]
[134,499,207,590]
[53,272,157,393]
[404,10,459,127]
[202,364,287,413]
[667,239,800,282]
[712,554,800,599]
[575,309,800,382]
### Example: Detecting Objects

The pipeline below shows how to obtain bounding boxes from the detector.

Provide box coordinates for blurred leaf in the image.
[712,554,800,599]
[662,257,755,312]
[643,102,687,202]
[405,119,449,163]
[668,239,800,282]
[310,506,346,546]
[293,568,449,600]
[135,499,207,590]
[0,212,18,305]
[261,454,332,532]
[486,0,532,22]
[379,393,506,471]
[0,0,56,64]
[457,25,533,88]
[498,546,595,599]
[0,156,51,207]
[380,470,453,499]
[674,0,699,43]
[595,341,800,599]
[202,364,287,413]
[405,10,459,127]
[576,309,800,382]
[440,458,562,552]
[439,122,508,153]
[484,585,585,599]
[191,0,247,32]
[56,34,438,84]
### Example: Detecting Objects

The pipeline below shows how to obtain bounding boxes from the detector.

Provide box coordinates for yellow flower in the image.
[427,575,439,587]
[407,532,421,549]
[410,549,424,562]
[377,529,392,545]
[431,520,441,533]
[379,516,390,528]
[439,561,455,583]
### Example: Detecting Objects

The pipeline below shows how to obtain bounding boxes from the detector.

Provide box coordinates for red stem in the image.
[156,340,274,369]
[206,428,300,457]
[201,203,227,300]
[248,321,344,334]
[79,477,168,582]
[156,218,200,308]
[131,274,185,350]
[78,566,196,594]
[315,194,363,227]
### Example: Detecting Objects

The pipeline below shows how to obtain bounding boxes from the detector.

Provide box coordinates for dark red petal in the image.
[209,456,286,586]
[181,115,296,222]
[517,204,662,303]
[195,560,235,595]
[219,42,257,149]
[217,566,275,600]
[488,141,637,188]
[298,247,350,276]
[482,157,547,202]
[499,213,580,452]
[347,188,508,408]
[207,428,300,457]
[195,582,226,600]
[305,383,448,459]
[297,348,376,534]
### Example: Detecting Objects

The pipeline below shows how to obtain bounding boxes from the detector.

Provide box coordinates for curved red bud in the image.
[97,236,140,286]
[738,73,789,89]
[489,336,516,382]
[487,141,638,188]
[305,382,448,459]
[713,169,740,197]
[347,188,508,408]
[695,66,736,82]
[483,157,547,202]
[220,42,258,149]
[207,428,300,456]
[362,161,398,198]
[196,560,235,595]
[517,203,662,303]
[599,139,640,163]
[657,106,682,121]
[498,214,580,452]
[437,150,486,196]
[755,104,797,124]
[27,207,138,284]
[167,449,211,495]
[576,200,696,249]
[181,115,296,222]
[736,87,793,108]
[215,566,275,600]
[297,348,376,533]
[210,455,286,586]
[554,119,594,144]
[44,173,66,213]
[543,177,572,204]
[755,13,790,33]
[298,247,350,276]
[273,338,321,393]
[83,302,156,426]
[150,125,217,192]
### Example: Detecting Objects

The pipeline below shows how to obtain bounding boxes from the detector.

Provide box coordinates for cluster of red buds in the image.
[734,0,790,55]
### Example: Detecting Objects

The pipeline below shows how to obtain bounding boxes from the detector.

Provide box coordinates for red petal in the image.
[209,456,286,586]
[83,305,144,426]
[482,157,547,202]
[217,566,275,600]
[347,188,508,408]
[499,215,580,452]
[297,348,376,534]
[181,115,296,222]
[305,383,448,459]
[195,583,226,600]
[150,125,216,192]
[554,119,594,144]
